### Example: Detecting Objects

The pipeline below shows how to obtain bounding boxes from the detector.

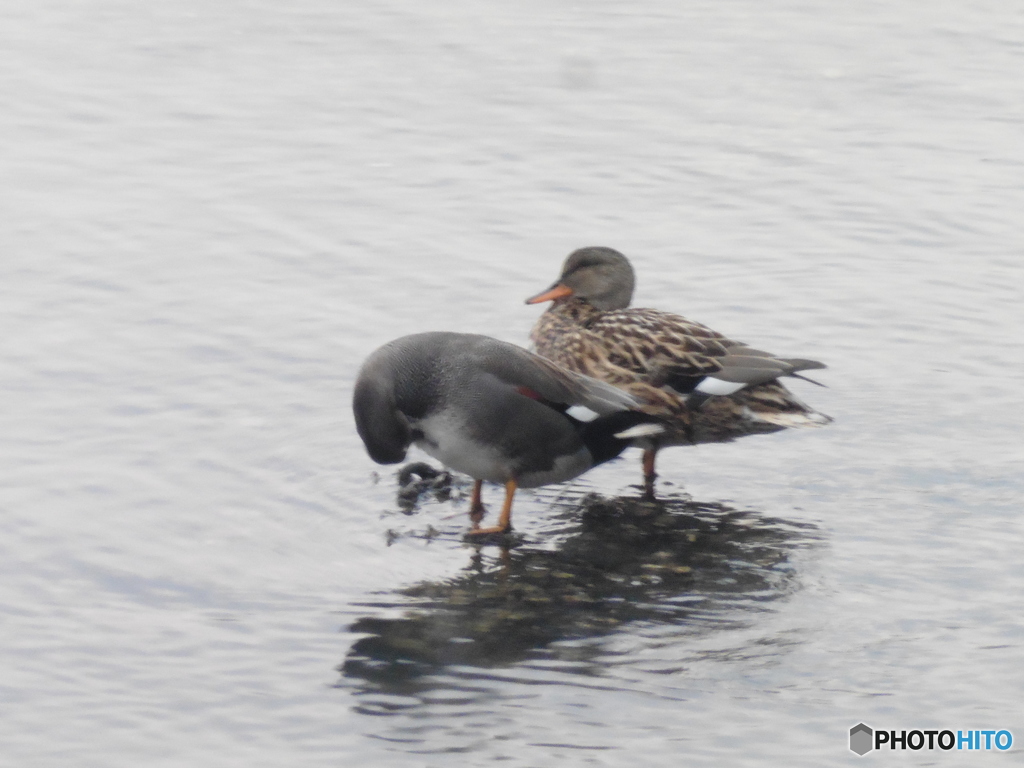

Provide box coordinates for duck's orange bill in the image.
[525,283,574,304]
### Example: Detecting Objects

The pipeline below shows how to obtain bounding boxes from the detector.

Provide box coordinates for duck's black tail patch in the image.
[581,411,665,466]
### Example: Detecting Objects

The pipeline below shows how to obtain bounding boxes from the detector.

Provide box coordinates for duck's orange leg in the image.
[466,479,516,535]
[468,479,485,528]
[642,448,658,500]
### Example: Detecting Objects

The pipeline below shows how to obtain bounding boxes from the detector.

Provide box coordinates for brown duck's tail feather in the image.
[747,407,832,428]
[789,372,827,387]
[737,382,833,428]
[781,358,827,372]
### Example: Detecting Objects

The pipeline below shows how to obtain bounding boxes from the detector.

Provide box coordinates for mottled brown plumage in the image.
[526,247,831,497]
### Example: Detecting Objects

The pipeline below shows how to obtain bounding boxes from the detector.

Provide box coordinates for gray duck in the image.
[353,331,663,535]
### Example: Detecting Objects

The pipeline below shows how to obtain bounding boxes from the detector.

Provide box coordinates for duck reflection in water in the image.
[341,486,820,689]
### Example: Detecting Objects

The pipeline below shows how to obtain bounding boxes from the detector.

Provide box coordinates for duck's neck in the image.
[530,298,600,347]
[553,297,601,324]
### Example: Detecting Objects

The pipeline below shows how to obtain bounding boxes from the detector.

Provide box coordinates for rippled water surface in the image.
[2,1,1022,765]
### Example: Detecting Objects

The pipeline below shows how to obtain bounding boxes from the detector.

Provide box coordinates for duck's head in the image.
[525,246,635,311]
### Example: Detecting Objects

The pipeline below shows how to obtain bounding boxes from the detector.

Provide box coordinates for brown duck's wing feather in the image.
[583,308,734,385]
[721,345,827,372]
[532,304,827,404]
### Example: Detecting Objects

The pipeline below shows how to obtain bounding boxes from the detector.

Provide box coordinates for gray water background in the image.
[2,1,1022,765]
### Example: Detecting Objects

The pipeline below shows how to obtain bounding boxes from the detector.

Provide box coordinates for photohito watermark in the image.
[850,723,1014,756]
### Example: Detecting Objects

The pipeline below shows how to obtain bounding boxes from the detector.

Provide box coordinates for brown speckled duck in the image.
[526,247,831,498]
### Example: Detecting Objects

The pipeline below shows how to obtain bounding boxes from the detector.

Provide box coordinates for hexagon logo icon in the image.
[850,723,873,756]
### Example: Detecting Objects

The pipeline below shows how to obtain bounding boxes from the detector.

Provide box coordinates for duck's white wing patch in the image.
[565,404,600,422]
[613,423,665,439]
[694,377,748,396]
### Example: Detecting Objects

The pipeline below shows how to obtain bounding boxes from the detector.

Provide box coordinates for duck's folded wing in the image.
[585,308,730,383]
[585,312,827,398]
[710,350,825,382]
[474,338,638,415]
